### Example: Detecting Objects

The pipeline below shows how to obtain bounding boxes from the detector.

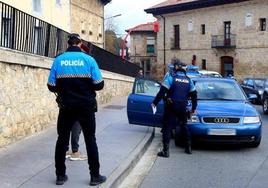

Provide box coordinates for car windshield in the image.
[254,79,264,88]
[195,80,246,100]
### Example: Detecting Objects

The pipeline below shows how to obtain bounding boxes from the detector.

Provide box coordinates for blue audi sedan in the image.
[127,77,262,147]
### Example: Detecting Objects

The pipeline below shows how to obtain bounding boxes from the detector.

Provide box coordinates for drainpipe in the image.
[160,15,166,77]
[69,0,71,32]
[102,5,105,49]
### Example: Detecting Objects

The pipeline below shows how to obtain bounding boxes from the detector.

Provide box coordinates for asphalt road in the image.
[138,105,268,188]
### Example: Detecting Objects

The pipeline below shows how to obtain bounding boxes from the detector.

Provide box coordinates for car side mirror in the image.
[248,94,257,102]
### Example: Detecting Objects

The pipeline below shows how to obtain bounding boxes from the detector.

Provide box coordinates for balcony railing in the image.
[0,2,140,77]
[211,34,236,49]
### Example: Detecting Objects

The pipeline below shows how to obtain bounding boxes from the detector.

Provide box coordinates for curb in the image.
[99,127,155,188]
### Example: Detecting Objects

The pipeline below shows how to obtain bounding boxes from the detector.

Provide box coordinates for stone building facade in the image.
[0,48,133,147]
[2,0,111,47]
[145,0,268,81]
[1,0,71,31]
[70,0,111,48]
[127,23,157,78]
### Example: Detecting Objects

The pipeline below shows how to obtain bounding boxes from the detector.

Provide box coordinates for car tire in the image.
[263,98,268,114]
[174,126,184,147]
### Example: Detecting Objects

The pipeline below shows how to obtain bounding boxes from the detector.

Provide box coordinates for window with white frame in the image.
[146,37,155,54]
[33,0,42,13]
[188,20,193,32]
[245,13,253,27]
[56,0,61,6]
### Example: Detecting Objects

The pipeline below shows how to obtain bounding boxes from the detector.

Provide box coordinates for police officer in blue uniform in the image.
[152,60,197,157]
[47,33,106,185]
[161,61,187,131]
[160,62,181,136]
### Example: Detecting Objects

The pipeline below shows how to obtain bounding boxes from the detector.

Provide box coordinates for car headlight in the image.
[188,115,200,123]
[243,116,260,124]
[258,90,264,95]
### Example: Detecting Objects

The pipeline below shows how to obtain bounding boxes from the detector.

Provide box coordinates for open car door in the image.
[127,78,164,127]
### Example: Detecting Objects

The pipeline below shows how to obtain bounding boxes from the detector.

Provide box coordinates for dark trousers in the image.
[68,121,82,153]
[55,107,100,177]
[162,102,191,146]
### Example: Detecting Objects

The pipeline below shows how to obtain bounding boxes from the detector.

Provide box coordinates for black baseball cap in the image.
[68,33,81,40]
[172,59,186,67]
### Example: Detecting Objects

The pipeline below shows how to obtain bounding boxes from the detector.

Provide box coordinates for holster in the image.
[92,99,98,112]
[56,95,65,109]
[166,98,173,105]
[187,110,191,120]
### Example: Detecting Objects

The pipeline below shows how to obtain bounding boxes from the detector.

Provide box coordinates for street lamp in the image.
[104,14,122,20]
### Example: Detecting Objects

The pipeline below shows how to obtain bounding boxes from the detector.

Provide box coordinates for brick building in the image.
[145,0,268,81]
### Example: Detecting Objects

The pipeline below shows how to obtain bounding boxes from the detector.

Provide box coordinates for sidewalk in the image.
[0,96,154,188]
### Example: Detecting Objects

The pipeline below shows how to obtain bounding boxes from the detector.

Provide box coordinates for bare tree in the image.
[104,17,122,55]
[105,17,119,33]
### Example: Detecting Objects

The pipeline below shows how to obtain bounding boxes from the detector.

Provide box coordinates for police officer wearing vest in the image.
[161,61,187,130]
[152,60,197,157]
[47,33,106,186]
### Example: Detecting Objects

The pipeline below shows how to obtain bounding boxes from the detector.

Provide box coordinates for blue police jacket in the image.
[162,71,195,102]
[47,46,104,108]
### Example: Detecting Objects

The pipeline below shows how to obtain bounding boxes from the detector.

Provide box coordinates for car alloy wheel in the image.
[263,98,268,114]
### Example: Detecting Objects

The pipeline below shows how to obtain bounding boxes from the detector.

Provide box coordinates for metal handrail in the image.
[211,34,236,48]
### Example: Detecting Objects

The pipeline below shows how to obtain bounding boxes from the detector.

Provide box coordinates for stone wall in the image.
[154,0,268,81]
[0,48,134,147]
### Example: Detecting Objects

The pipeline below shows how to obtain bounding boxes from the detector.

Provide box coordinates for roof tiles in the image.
[126,23,154,32]
[150,0,198,9]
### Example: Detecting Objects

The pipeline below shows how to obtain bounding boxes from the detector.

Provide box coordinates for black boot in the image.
[157,144,169,158]
[185,142,192,154]
[90,174,106,186]
[56,175,68,185]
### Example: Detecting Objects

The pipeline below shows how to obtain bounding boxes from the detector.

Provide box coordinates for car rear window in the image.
[134,79,160,96]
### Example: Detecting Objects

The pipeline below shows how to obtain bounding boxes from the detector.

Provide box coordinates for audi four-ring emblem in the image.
[214,117,230,123]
